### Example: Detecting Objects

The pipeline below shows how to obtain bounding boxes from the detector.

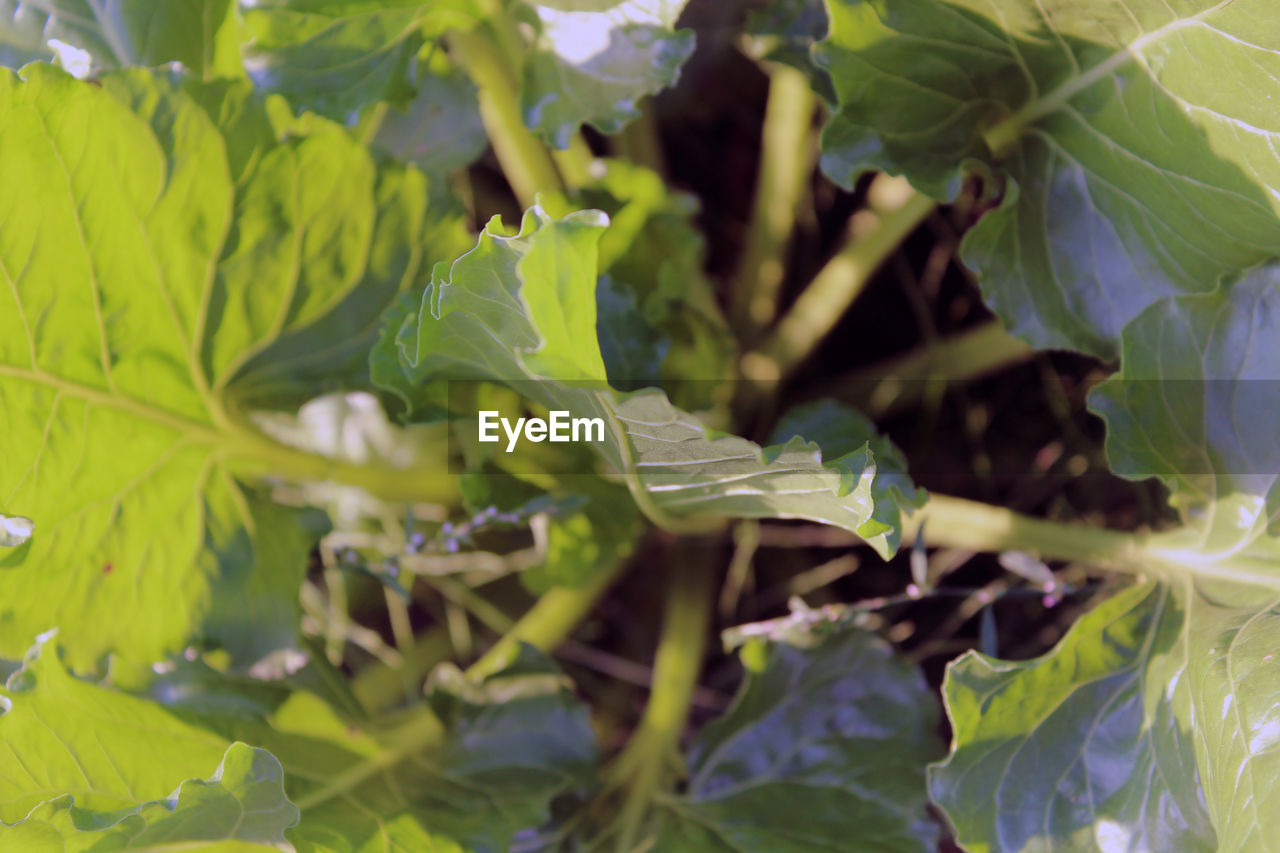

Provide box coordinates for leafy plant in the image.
[0,0,1276,851]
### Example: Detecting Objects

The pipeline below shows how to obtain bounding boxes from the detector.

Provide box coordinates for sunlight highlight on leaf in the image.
[0,515,31,548]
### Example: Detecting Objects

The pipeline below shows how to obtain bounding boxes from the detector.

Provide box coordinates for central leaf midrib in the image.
[0,364,221,441]
[0,364,310,484]
[981,0,1235,154]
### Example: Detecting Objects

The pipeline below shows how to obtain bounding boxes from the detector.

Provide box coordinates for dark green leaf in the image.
[652,629,943,852]
[931,583,1217,852]
[263,648,598,851]
[934,265,1280,853]
[0,633,596,852]
[1090,266,1280,550]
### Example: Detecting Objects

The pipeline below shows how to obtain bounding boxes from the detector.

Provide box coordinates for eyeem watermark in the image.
[478,410,606,452]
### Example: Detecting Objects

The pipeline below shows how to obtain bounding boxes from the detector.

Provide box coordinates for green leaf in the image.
[2,742,298,852]
[563,160,734,401]
[771,399,926,557]
[0,632,252,824]
[0,632,596,852]
[260,648,598,852]
[1090,266,1280,550]
[0,0,244,77]
[519,0,696,148]
[373,49,488,177]
[931,582,1222,852]
[239,0,478,120]
[652,629,943,852]
[527,476,640,591]
[742,0,834,103]
[931,267,1280,852]
[0,65,462,668]
[381,205,918,556]
[817,0,1280,357]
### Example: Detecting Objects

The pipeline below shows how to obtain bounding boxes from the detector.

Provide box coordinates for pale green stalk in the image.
[733,63,817,338]
[607,552,715,852]
[466,563,626,680]
[449,25,565,208]
[750,182,936,379]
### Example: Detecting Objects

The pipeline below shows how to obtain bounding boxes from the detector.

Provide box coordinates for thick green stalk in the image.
[232,438,459,506]
[732,63,817,338]
[614,97,666,174]
[450,25,564,208]
[466,563,625,680]
[352,626,452,712]
[750,183,936,378]
[907,494,1144,570]
[911,494,1280,589]
[608,550,715,852]
[293,707,444,811]
[836,319,1034,415]
[553,132,598,189]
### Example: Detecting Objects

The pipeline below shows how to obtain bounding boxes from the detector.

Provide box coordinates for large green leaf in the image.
[519,0,695,148]
[0,634,596,852]
[931,583,1210,852]
[652,629,943,851]
[930,575,1280,853]
[0,632,284,835]
[932,265,1280,851]
[0,65,462,668]
[817,0,1280,357]
[0,0,243,77]
[379,205,921,556]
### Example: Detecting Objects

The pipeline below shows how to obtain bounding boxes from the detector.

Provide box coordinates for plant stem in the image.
[466,563,625,680]
[833,319,1034,415]
[751,183,936,379]
[234,437,459,506]
[352,626,452,712]
[906,494,1145,570]
[608,547,715,852]
[912,494,1280,590]
[614,97,666,174]
[450,25,564,208]
[553,132,598,189]
[732,63,817,339]
[294,707,444,811]
[385,589,418,703]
